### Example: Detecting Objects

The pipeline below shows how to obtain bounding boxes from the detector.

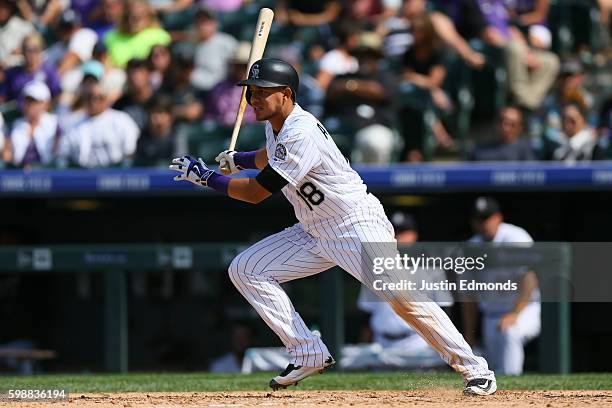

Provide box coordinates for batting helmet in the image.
[237,58,299,105]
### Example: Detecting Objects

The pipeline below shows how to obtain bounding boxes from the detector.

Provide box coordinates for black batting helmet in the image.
[237,58,299,105]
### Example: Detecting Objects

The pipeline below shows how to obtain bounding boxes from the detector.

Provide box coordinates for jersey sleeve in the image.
[268,132,321,187]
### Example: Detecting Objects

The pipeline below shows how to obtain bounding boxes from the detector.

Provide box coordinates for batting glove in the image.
[169,156,215,187]
[215,150,242,175]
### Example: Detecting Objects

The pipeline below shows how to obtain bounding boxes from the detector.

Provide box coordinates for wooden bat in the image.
[220,7,274,173]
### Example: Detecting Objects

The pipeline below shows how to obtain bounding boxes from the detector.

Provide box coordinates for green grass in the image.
[1,372,611,393]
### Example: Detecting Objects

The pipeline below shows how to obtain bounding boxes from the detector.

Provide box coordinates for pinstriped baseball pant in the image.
[228,209,495,381]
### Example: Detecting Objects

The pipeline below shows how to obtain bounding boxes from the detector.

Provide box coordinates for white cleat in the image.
[463,378,497,396]
[269,357,335,390]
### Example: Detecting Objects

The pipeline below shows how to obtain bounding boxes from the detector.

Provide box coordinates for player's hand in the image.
[169,156,215,187]
[497,312,518,332]
[215,150,242,175]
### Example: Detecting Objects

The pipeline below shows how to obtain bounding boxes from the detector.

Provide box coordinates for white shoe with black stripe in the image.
[269,357,335,390]
[463,378,497,396]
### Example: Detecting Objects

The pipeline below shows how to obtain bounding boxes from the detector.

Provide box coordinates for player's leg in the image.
[228,224,335,369]
[314,208,496,393]
[492,302,540,375]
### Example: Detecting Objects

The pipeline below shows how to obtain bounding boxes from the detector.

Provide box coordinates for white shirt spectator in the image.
[192,32,238,91]
[9,112,59,165]
[59,109,139,168]
[319,49,359,76]
[45,27,98,67]
[0,15,35,67]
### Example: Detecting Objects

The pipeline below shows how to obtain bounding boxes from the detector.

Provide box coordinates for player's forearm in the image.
[255,148,268,169]
[228,178,272,204]
[511,270,538,314]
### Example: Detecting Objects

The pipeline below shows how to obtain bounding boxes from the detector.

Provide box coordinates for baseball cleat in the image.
[463,378,497,396]
[269,356,335,390]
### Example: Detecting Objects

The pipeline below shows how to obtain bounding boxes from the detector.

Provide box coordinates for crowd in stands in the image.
[0,0,610,169]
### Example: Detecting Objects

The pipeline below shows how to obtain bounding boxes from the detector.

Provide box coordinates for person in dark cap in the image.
[464,196,540,375]
[159,47,203,123]
[113,58,154,130]
[45,9,98,74]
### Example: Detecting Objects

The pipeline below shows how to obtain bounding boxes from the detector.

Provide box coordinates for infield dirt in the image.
[2,390,612,407]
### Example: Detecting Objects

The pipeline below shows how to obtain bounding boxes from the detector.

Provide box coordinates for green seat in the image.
[181,122,229,163]
[231,123,266,151]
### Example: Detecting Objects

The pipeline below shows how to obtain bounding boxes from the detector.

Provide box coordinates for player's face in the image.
[472,213,502,241]
[249,86,290,121]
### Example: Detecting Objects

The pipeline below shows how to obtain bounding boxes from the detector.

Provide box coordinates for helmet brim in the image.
[237,78,288,88]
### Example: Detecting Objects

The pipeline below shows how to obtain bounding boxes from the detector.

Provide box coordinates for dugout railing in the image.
[0,243,571,374]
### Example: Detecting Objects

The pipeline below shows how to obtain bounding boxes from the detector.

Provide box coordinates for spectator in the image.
[549,103,603,162]
[59,42,127,109]
[477,0,559,110]
[274,46,324,118]
[463,197,540,375]
[191,5,238,93]
[598,94,611,139]
[469,106,535,161]
[400,11,453,161]
[504,0,550,34]
[343,0,388,29]
[276,0,342,28]
[537,59,593,143]
[205,42,256,127]
[325,33,397,164]
[382,0,485,69]
[69,0,103,28]
[113,58,154,130]
[147,43,171,91]
[0,0,35,68]
[0,112,4,161]
[159,48,203,123]
[316,22,361,91]
[2,81,59,167]
[89,0,124,39]
[199,0,242,13]
[135,94,178,166]
[58,81,140,168]
[0,33,62,105]
[15,0,66,29]
[45,9,98,75]
[209,323,254,373]
[148,0,194,14]
[104,0,171,68]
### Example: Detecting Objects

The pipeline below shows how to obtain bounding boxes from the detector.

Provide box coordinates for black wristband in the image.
[256,164,289,193]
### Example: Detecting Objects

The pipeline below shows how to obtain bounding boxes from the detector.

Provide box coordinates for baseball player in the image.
[169,58,497,395]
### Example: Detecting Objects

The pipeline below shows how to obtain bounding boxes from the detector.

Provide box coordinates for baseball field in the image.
[1,372,611,407]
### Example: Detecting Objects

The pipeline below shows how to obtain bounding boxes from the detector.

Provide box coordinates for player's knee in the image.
[228,253,249,285]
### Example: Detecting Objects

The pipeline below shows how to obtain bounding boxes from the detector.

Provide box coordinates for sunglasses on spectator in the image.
[500,117,520,127]
[85,94,105,101]
[24,46,42,53]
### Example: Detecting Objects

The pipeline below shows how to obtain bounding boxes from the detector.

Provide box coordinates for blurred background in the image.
[0,0,611,376]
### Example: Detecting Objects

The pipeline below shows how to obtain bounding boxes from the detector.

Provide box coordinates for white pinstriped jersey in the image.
[265,104,379,235]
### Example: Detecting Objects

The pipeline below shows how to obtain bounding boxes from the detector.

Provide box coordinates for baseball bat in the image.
[220,7,274,173]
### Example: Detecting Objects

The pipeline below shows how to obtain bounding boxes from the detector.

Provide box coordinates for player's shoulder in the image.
[277,104,319,142]
[498,223,533,243]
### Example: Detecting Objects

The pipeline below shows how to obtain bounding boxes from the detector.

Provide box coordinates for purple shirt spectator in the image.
[0,64,62,105]
[205,80,256,127]
[199,0,243,13]
[477,0,511,39]
[70,0,99,27]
